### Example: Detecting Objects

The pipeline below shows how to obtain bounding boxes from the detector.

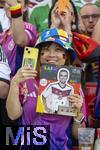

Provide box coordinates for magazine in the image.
[36,64,82,116]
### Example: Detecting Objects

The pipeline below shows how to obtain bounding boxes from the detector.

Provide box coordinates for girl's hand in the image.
[68,94,83,113]
[12,67,38,84]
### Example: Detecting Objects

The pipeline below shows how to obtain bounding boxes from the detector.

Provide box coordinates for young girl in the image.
[6,28,86,150]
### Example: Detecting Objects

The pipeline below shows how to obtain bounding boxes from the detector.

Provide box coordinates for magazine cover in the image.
[36,64,82,116]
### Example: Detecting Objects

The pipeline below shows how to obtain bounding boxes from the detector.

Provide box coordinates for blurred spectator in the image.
[80,3,100,82]
[80,3,100,37]
[0,44,12,125]
[87,20,100,124]
[0,0,37,125]
[29,0,53,35]
[0,45,19,125]
[0,0,37,77]
[28,0,50,17]
[80,3,100,127]
[28,0,37,17]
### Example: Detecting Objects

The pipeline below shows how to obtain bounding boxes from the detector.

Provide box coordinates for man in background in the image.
[80,3,100,127]
[80,3,100,37]
[80,3,100,82]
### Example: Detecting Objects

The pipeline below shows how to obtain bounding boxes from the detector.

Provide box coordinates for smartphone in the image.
[22,47,39,69]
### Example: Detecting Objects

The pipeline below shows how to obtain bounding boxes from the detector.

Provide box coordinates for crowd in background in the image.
[0,0,100,149]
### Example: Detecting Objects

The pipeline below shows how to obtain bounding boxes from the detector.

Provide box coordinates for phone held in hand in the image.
[22,47,39,70]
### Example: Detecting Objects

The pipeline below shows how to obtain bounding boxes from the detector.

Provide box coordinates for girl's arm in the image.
[6,78,22,120]
[6,67,38,120]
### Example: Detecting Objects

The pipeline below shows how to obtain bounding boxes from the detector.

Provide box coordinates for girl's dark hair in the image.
[48,0,79,33]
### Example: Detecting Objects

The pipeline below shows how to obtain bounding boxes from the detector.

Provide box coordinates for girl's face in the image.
[40,42,67,66]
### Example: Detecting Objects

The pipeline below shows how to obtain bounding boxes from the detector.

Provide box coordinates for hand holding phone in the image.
[22,47,39,70]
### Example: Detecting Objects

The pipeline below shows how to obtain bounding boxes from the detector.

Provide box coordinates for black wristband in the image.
[11,12,22,18]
